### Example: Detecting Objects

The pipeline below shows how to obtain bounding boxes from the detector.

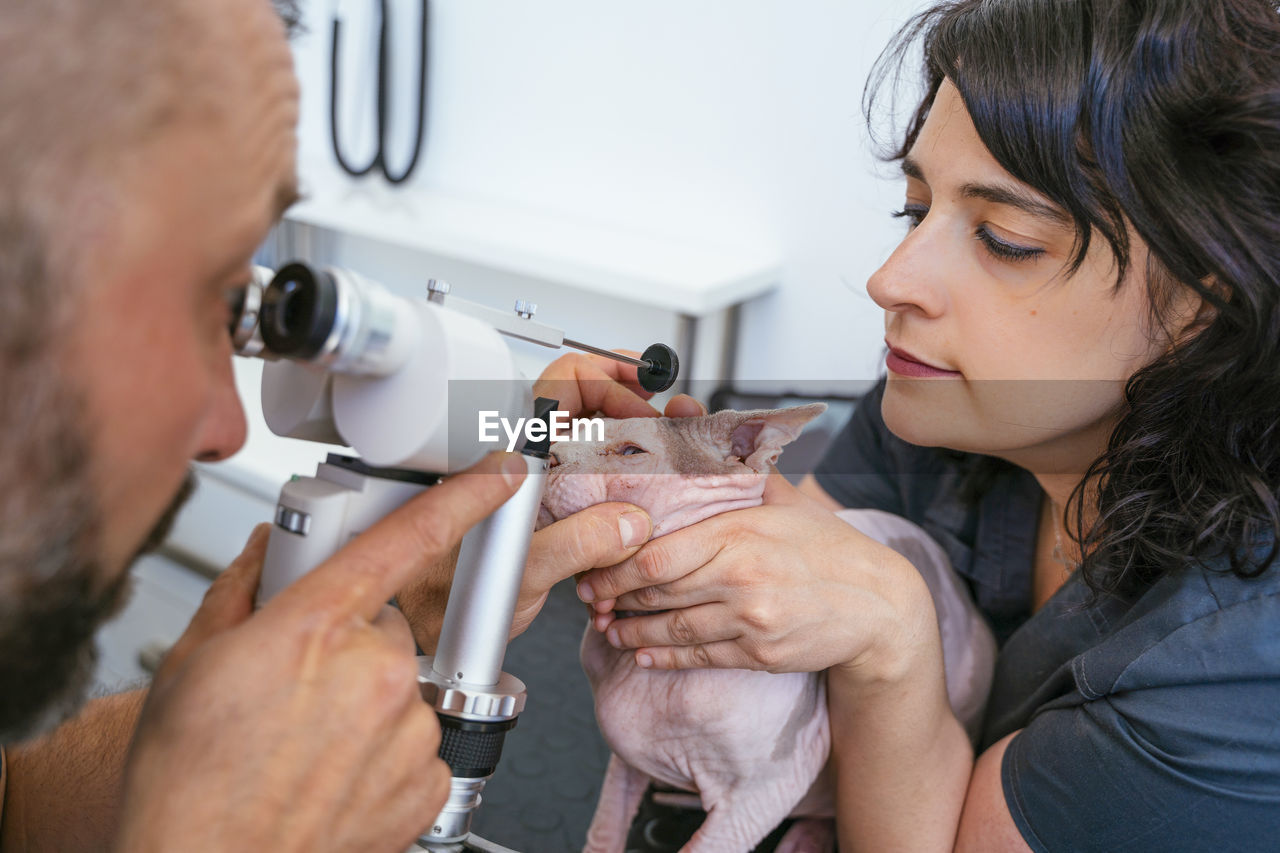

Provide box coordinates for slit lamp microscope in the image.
[227,262,678,852]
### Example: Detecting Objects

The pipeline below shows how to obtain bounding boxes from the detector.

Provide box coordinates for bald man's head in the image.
[0,0,300,740]
[0,0,297,240]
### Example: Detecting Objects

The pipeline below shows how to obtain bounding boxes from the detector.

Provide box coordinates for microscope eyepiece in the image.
[253,261,415,377]
[261,262,339,360]
[227,266,274,358]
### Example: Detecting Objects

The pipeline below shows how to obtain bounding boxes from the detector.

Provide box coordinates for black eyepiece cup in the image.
[260,262,339,360]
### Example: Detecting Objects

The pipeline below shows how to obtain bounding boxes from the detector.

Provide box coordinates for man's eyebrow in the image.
[900,155,1072,228]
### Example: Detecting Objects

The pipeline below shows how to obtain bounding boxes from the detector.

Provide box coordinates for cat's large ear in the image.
[722,403,827,472]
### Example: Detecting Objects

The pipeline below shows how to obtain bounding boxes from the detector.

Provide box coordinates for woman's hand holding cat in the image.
[576,473,937,682]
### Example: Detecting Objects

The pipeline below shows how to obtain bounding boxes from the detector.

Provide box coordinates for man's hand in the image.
[115,452,530,853]
[396,498,653,651]
[532,350,706,420]
[532,351,660,420]
[397,353,707,649]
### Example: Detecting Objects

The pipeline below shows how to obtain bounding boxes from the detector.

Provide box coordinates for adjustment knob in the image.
[427,279,451,304]
[638,343,679,393]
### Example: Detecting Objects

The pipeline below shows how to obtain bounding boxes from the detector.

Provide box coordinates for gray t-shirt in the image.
[814,380,1280,851]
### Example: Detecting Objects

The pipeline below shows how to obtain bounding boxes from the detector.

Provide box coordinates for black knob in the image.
[638,343,679,393]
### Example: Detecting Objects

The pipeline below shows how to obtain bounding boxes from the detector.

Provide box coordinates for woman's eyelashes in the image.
[891,203,929,229]
[890,205,1046,264]
[974,225,1045,262]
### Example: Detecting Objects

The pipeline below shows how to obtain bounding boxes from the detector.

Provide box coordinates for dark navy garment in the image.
[813,379,1280,852]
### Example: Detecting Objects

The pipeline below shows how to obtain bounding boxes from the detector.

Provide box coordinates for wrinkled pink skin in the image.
[539,409,813,538]
[540,407,995,853]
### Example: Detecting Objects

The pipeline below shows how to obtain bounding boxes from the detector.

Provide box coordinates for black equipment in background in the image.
[330,0,429,185]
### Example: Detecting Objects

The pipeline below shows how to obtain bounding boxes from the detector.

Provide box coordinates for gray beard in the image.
[0,204,199,744]
[0,368,197,743]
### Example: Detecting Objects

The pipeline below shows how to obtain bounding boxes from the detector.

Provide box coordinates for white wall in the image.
[287,0,929,389]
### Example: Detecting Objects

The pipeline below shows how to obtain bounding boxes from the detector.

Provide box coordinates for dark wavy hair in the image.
[867,0,1280,597]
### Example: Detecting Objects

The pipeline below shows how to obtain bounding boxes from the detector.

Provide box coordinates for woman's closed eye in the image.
[891,205,1046,264]
[974,224,1045,262]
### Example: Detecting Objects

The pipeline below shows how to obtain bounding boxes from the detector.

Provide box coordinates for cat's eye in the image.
[614,444,647,456]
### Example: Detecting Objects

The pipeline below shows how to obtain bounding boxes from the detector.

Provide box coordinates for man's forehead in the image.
[89,49,299,291]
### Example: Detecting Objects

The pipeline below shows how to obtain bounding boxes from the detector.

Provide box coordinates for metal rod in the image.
[561,337,652,369]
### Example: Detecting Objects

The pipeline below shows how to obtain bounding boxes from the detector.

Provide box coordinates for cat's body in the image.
[540,407,996,853]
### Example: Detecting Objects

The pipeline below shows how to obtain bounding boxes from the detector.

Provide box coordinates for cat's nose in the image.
[547,450,561,468]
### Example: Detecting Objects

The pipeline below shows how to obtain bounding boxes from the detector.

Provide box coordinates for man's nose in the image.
[195,355,248,463]
[865,225,949,319]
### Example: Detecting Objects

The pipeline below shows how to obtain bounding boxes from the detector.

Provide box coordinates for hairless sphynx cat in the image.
[539,406,996,853]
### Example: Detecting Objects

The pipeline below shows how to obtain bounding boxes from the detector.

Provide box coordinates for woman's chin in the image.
[880,379,985,451]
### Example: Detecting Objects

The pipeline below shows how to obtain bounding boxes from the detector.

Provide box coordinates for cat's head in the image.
[539,404,826,535]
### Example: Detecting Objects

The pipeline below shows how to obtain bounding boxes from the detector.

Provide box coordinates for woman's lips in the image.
[885,344,962,378]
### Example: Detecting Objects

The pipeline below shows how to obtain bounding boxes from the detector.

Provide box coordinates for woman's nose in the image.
[866,227,949,319]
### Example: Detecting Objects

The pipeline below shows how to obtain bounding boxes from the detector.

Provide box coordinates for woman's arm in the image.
[797,473,844,510]
[826,633,1029,852]
[825,608,972,851]
[790,476,1030,850]
[954,733,1030,852]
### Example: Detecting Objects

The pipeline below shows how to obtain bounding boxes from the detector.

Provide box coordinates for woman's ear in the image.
[1171,276,1225,348]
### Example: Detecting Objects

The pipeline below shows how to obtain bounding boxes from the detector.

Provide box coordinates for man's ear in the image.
[722,403,827,472]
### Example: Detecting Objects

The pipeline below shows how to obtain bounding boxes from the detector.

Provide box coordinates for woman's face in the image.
[868,79,1188,476]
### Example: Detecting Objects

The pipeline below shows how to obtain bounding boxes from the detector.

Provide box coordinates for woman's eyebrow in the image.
[900,155,1072,228]
[958,181,1072,228]
[901,155,927,182]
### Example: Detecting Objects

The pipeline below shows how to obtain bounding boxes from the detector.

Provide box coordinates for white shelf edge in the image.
[286,166,782,317]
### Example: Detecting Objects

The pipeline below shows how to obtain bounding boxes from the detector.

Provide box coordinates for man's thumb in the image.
[525,503,651,591]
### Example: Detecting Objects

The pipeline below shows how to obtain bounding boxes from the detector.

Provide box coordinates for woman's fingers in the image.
[603,603,740,650]
[610,571,711,613]
[576,519,729,606]
[633,640,759,671]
